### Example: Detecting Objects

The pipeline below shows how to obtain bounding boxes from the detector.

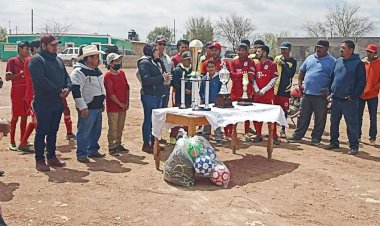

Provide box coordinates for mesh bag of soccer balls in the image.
[163,134,230,188]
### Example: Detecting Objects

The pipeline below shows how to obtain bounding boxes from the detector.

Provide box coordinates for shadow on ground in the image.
[0,181,20,202]
[43,167,90,183]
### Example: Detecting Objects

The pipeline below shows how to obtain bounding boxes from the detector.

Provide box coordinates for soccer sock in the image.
[10,116,18,144]
[20,122,35,147]
[244,121,250,134]
[254,121,263,136]
[64,115,73,134]
[20,116,27,140]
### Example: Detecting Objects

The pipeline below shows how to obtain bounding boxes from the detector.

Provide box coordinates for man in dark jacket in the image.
[28,34,72,171]
[328,40,366,155]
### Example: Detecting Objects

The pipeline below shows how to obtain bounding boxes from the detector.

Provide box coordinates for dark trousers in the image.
[161,86,170,108]
[293,94,327,142]
[141,94,162,145]
[358,97,378,140]
[330,98,359,149]
[33,101,63,162]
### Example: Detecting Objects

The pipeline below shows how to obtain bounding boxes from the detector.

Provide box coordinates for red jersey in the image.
[6,56,26,99]
[201,57,222,75]
[171,54,181,68]
[24,56,34,105]
[104,70,130,112]
[255,60,278,101]
[228,57,256,101]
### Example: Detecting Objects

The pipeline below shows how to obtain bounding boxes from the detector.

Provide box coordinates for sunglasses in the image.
[158,43,167,46]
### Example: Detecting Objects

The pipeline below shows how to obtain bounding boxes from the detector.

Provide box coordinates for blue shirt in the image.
[200,73,222,104]
[300,53,336,95]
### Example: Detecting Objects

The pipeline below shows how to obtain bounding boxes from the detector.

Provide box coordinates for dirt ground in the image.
[0,61,379,226]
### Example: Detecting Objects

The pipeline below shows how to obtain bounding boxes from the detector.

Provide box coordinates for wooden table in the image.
[153,112,275,170]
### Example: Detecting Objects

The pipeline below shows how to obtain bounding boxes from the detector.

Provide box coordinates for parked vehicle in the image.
[57,47,79,67]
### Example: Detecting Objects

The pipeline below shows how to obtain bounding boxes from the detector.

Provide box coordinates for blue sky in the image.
[1,0,379,42]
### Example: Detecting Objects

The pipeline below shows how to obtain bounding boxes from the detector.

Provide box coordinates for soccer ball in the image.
[210,162,230,188]
[193,155,215,176]
[202,147,216,160]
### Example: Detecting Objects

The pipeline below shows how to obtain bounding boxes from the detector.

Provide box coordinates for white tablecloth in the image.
[152,102,288,139]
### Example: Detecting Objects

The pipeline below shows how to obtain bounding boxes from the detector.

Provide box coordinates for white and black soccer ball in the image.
[193,155,215,176]
[202,147,216,160]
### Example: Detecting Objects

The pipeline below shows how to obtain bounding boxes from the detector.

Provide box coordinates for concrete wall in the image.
[122,55,141,68]
[131,41,146,56]
[277,37,380,69]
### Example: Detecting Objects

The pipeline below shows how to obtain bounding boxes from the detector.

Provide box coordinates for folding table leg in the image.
[267,122,274,159]
[154,137,160,170]
[231,123,238,154]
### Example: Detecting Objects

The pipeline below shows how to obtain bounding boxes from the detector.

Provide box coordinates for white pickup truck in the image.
[57,47,79,66]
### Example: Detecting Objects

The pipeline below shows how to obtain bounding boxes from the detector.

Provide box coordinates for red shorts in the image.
[274,96,290,111]
[11,97,28,117]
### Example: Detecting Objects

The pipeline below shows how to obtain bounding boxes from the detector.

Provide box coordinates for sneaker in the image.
[244,134,252,142]
[142,143,153,154]
[326,143,339,150]
[216,140,222,146]
[0,170,4,176]
[159,139,167,144]
[116,144,129,153]
[18,145,34,153]
[279,130,286,138]
[249,127,256,135]
[9,143,17,151]
[26,141,34,147]
[369,139,376,146]
[273,138,280,145]
[88,152,106,158]
[348,148,359,155]
[109,148,120,156]
[253,135,263,143]
[169,136,177,145]
[36,160,50,171]
[66,133,76,140]
[77,157,91,163]
[47,156,66,167]
[287,136,302,143]
[311,140,320,146]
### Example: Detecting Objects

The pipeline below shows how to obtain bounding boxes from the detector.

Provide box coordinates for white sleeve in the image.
[70,69,88,111]
[253,80,260,92]
[260,77,278,95]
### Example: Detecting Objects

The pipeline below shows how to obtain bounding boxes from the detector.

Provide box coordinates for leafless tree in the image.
[304,3,375,38]
[41,18,72,36]
[215,15,256,52]
[184,16,214,44]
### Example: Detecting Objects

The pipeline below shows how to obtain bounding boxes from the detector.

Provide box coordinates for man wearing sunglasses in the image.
[155,35,173,109]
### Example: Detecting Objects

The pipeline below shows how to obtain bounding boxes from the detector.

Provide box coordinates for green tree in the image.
[0,26,7,42]
[183,16,214,44]
[146,26,174,44]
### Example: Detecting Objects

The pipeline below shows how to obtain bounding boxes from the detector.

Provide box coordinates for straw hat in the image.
[78,45,105,60]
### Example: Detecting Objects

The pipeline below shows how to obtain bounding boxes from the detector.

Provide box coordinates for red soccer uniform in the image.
[229,57,256,101]
[6,56,28,116]
[254,60,278,103]
[171,54,181,68]
[24,56,34,106]
[201,57,222,75]
[104,70,130,112]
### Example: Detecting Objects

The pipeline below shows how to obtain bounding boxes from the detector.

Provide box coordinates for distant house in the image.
[0,33,133,62]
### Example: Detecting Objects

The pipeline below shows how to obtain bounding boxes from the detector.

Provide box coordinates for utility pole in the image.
[15,26,18,34]
[31,9,34,34]
[173,19,176,44]
[8,20,11,34]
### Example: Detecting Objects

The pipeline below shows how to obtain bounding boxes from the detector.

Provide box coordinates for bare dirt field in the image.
[0,61,379,226]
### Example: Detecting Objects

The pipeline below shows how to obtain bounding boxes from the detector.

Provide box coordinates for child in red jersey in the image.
[5,41,30,151]
[252,45,279,144]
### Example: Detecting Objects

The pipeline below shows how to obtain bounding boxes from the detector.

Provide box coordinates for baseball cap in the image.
[106,52,123,65]
[17,41,30,48]
[365,43,378,53]
[155,35,166,43]
[40,34,61,46]
[280,42,292,49]
[209,42,221,51]
[204,41,213,48]
[181,51,191,60]
[316,39,329,48]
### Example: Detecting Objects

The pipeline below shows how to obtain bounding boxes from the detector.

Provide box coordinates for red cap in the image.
[40,34,61,46]
[366,44,378,53]
[209,42,221,51]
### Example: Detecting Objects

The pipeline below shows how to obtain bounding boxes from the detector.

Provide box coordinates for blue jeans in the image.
[33,101,63,161]
[141,94,162,145]
[76,109,102,158]
[330,98,359,149]
[358,97,378,140]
